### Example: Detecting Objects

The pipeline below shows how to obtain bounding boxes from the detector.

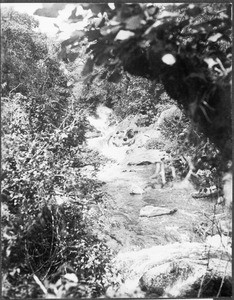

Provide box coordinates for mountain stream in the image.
[82,105,231,297]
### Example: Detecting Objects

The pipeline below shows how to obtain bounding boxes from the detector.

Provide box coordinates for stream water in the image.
[83,105,230,297]
[85,106,223,253]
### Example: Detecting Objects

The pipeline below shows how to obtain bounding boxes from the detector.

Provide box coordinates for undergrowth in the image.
[1,9,121,298]
[1,93,122,298]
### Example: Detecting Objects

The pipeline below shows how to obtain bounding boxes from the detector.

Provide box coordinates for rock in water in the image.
[139,205,177,217]
[139,258,232,298]
[139,260,193,296]
[114,242,231,298]
[125,148,167,165]
[130,184,145,195]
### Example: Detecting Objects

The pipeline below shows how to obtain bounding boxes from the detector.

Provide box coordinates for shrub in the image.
[1,9,120,298]
[2,110,120,297]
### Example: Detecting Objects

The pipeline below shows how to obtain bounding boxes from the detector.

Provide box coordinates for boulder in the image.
[139,260,194,296]
[115,242,230,277]
[133,129,161,148]
[132,132,149,148]
[139,258,232,298]
[125,148,167,165]
[130,184,145,195]
[114,242,231,298]
[107,116,162,149]
[139,205,177,217]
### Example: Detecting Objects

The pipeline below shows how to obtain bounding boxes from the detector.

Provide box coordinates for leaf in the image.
[125,15,142,30]
[162,54,176,65]
[64,273,78,283]
[204,58,218,69]
[86,42,98,53]
[208,33,222,42]
[68,7,84,22]
[109,20,121,26]
[70,42,80,49]
[219,12,229,19]
[144,20,163,36]
[81,58,94,76]
[108,3,115,10]
[1,82,7,89]
[115,30,135,41]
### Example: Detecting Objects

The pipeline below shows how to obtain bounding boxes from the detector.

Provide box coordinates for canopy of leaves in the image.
[42,3,232,163]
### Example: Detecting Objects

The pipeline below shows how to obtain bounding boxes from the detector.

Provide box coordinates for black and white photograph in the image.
[1,2,232,298]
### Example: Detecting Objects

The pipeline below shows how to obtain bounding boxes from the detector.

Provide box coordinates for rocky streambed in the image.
[83,105,232,298]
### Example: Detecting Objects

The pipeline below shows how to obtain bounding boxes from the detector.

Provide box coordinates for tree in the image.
[35,3,232,164]
[1,8,70,132]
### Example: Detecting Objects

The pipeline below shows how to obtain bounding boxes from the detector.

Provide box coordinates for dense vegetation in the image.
[55,3,232,163]
[1,9,120,298]
[1,3,232,298]
[61,2,231,193]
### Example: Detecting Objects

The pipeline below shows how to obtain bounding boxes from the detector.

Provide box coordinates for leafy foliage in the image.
[1,9,120,299]
[78,64,176,129]
[48,3,232,163]
[159,114,223,187]
[1,8,71,133]
[1,93,119,297]
[2,4,232,298]
[1,8,47,94]
[80,68,158,120]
